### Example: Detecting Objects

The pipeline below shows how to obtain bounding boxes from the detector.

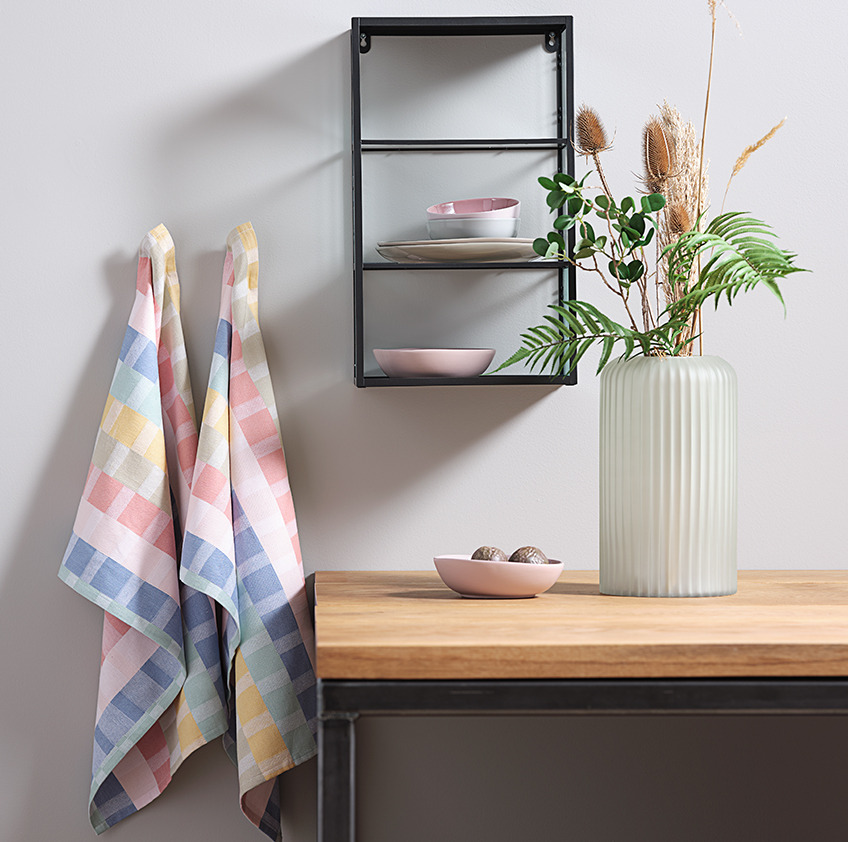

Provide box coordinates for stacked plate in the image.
[376,197,536,263]
[371,198,525,376]
[376,238,537,263]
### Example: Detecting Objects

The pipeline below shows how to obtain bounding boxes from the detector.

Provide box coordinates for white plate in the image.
[375,238,538,263]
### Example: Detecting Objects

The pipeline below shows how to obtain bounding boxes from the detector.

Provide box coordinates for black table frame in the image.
[317,677,848,842]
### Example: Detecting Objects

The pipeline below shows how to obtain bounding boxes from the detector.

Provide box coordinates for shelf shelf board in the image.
[360,374,570,387]
[361,138,569,152]
[363,261,562,271]
[357,17,571,37]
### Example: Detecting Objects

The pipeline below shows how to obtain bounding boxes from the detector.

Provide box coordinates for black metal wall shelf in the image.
[351,16,576,388]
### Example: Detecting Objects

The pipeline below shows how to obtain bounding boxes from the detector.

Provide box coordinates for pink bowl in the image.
[374,348,495,378]
[426,197,520,220]
[434,554,563,599]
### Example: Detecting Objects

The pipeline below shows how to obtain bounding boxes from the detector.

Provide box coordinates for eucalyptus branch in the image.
[655,237,661,318]
[500,174,803,378]
[591,252,640,330]
[546,244,641,332]
[535,180,664,338]
[588,252,625,296]
[635,245,655,330]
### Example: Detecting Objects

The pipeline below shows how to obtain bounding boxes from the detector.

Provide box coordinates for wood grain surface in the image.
[314,570,848,679]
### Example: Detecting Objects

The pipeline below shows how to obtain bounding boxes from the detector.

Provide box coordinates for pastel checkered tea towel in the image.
[181,222,317,839]
[59,224,227,832]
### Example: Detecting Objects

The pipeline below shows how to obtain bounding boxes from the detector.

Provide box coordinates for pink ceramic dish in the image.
[374,348,495,378]
[426,197,520,220]
[434,554,563,599]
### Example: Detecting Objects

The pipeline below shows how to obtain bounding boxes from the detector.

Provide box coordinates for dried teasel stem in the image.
[666,202,692,238]
[660,201,693,319]
[575,105,614,199]
[643,116,676,322]
[642,117,674,194]
[576,105,612,154]
[593,154,614,202]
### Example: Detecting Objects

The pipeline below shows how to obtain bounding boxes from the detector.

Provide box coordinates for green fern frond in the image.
[665,211,806,320]
[493,300,684,376]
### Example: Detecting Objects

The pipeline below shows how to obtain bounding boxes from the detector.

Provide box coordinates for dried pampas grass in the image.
[654,102,709,355]
[657,102,709,323]
[722,118,786,209]
[659,101,709,229]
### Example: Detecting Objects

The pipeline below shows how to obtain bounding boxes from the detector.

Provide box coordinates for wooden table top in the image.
[313,570,848,680]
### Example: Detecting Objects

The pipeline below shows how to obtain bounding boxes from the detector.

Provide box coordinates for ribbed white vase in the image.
[599,355,737,597]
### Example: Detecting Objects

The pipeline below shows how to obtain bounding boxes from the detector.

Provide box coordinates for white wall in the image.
[2,1,846,841]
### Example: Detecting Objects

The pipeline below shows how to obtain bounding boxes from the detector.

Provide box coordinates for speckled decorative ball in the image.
[471,546,508,562]
[508,546,549,565]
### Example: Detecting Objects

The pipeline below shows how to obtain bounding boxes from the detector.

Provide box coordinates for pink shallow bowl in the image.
[374,348,495,378]
[426,197,520,220]
[434,554,563,599]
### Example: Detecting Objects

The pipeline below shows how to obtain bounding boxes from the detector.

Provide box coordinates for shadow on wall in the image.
[143,34,352,411]
[0,251,131,840]
[0,34,554,841]
[277,371,558,530]
[0,47,351,841]
[140,32,562,549]
[149,34,350,233]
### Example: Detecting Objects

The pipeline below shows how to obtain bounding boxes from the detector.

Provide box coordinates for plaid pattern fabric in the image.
[181,223,317,839]
[59,225,227,833]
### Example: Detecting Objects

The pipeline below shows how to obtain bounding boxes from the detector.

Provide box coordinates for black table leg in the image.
[318,710,358,842]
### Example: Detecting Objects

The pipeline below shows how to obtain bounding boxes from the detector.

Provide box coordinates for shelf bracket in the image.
[359,32,371,53]
[543,31,560,53]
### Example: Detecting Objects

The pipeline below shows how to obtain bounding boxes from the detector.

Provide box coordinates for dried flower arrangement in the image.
[497,3,805,377]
